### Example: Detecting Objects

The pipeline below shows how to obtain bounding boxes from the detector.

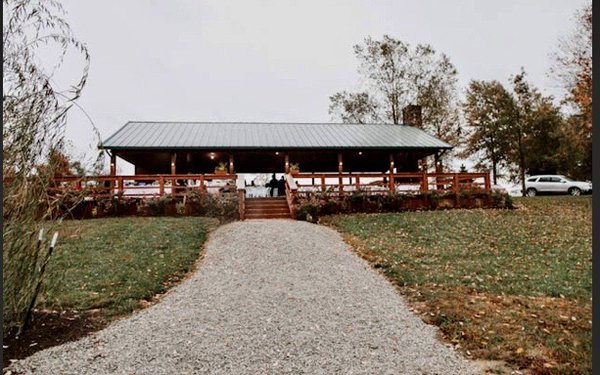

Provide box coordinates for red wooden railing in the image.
[48,171,491,199]
[46,171,491,220]
[48,173,238,199]
[288,171,491,197]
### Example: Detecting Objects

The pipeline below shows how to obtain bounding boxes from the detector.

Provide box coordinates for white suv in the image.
[524,175,592,197]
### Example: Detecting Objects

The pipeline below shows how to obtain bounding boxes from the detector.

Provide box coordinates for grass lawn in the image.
[323,196,591,374]
[4,216,217,366]
[42,216,218,315]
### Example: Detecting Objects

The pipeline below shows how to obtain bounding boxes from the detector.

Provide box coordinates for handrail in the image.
[285,174,298,219]
[236,176,246,220]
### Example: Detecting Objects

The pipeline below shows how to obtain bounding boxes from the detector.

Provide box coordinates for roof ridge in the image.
[125,121,410,127]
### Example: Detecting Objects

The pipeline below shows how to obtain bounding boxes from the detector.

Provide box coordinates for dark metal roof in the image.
[101,121,452,150]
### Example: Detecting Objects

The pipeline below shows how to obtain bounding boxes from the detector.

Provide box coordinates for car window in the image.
[527,177,538,182]
[538,177,552,182]
[550,177,561,182]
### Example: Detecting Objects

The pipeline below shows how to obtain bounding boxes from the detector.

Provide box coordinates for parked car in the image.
[524,175,592,196]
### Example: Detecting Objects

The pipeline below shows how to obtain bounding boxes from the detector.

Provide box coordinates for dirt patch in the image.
[3,310,108,369]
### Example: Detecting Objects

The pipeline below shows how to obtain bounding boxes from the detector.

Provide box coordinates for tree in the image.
[461,80,515,184]
[508,70,564,193]
[462,72,566,192]
[328,91,380,124]
[550,3,592,179]
[329,36,462,161]
[3,0,91,335]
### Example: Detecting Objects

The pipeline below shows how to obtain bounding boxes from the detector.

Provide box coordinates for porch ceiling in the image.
[115,148,435,174]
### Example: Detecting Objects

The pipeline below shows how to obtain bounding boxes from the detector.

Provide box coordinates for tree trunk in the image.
[518,135,526,196]
[492,159,498,185]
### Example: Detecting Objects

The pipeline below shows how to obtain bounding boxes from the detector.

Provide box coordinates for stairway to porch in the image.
[244,197,291,219]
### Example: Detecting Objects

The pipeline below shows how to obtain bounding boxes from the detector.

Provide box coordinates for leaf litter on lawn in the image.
[323,196,591,374]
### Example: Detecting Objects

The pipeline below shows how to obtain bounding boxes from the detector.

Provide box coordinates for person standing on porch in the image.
[277,176,286,196]
[268,173,277,197]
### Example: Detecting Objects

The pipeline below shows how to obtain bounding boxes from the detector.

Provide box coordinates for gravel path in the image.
[10,220,476,374]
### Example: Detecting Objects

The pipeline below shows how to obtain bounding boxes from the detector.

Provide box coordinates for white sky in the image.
[55,0,585,173]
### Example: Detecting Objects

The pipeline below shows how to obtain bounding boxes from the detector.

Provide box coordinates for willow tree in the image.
[3,0,92,335]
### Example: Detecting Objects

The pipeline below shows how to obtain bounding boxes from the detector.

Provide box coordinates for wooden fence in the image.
[288,171,491,197]
[49,172,491,199]
[49,173,238,199]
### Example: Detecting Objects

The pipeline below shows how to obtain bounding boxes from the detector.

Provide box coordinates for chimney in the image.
[402,105,422,127]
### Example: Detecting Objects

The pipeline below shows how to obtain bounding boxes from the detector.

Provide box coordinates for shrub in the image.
[491,190,514,209]
[297,201,319,222]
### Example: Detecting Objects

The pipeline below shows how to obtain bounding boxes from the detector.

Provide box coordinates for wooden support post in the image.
[284,154,290,174]
[110,153,116,197]
[199,175,205,191]
[435,152,444,191]
[453,173,460,206]
[238,190,245,220]
[118,177,124,199]
[110,154,116,176]
[321,176,325,190]
[338,153,343,195]
[356,176,360,189]
[484,172,492,205]
[170,153,177,195]
[389,154,395,192]
[229,154,234,174]
[422,170,429,207]
[159,176,165,196]
[421,170,429,192]
[171,153,177,175]
[484,173,491,192]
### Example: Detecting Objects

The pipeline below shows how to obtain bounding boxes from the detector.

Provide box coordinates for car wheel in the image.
[526,188,537,197]
[569,187,581,196]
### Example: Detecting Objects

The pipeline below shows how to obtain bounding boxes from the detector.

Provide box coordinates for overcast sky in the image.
[56,0,585,171]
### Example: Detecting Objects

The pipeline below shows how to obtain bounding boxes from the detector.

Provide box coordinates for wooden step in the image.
[245,212,291,219]
[245,200,289,206]
[246,197,286,201]
[244,197,291,219]
[246,207,290,214]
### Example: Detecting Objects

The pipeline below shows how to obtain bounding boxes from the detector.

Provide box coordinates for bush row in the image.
[56,191,239,222]
[295,188,513,222]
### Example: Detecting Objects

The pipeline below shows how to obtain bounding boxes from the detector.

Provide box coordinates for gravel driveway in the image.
[10,220,476,374]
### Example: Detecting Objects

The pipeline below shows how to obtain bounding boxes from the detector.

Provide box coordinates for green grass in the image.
[323,196,591,374]
[41,217,218,316]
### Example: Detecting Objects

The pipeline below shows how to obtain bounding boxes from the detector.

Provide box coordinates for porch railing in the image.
[48,171,491,200]
[48,173,238,199]
[288,171,491,197]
